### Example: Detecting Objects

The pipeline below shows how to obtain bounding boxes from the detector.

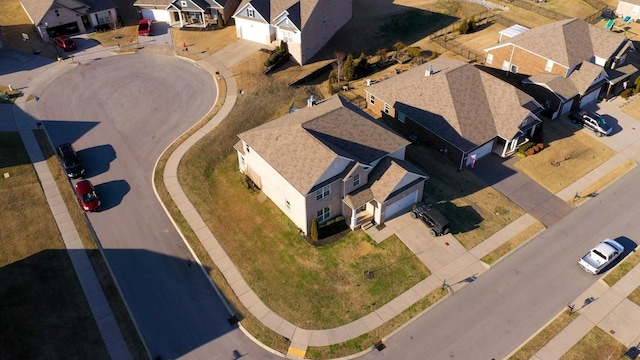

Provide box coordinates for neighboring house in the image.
[365,57,544,170]
[484,18,637,118]
[133,0,241,27]
[616,0,640,21]
[234,95,427,235]
[232,0,353,65]
[21,0,117,42]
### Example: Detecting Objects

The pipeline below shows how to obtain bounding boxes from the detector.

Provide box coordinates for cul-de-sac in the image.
[2,0,640,359]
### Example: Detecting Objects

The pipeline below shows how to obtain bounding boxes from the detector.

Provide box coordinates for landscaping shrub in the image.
[526,148,535,156]
[264,41,288,67]
[393,41,407,52]
[407,47,421,58]
[318,216,348,239]
[428,51,440,61]
[310,217,319,242]
[621,88,633,99]
[353,53,371,80]
[342,54,355,81]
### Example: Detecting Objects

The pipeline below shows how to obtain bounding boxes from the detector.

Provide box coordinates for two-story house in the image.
[484,18,637,118]
[133,0,241,27]
[21,0,117,41]
[234,95,427,235]
[232,0,352,65]
[365,57,544,170]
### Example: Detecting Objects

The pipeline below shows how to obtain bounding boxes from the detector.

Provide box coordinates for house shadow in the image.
[78,144,117,177]
[42,119,100,149]
[0,248,243,360]
[0,47,56,76]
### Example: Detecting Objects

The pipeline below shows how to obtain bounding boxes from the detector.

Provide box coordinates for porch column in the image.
[201,10,206,28]
[350,208,357,228]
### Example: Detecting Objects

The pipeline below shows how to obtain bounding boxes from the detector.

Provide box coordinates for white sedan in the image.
[578,238,624,275]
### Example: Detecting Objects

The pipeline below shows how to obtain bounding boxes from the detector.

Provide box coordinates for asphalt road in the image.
[363,167,640,359]
[38,54,277,359]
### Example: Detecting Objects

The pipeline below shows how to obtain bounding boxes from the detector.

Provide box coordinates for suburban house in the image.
[21,0,117,41]
[484,18,637,118]
[234,95,427,235]
[616,0,640,21]
[365,57,544,170]
[232,0,352,64]
[133,0,241,27]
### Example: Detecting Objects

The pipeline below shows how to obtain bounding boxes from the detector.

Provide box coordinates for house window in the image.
[502,60,510,71]
[181,1,187,6]
[282,30,294,43]
[95,12,110,25]
[369,94,375,105]
[239,155,245,167]
[316,184,330,200]
[248,8,254,18]
[285,200,290,210]
[545,60,553,72]
[398,112,406,123]
[383,103,390,114]
[353,174,360,187]
[510,64,519,74]
[317,207,330,222]
[245,143,250,153]
[55,9,60,17]
[486,53,493,64]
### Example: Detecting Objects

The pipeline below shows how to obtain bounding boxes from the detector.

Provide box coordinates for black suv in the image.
[568,110,612,137]
[56,143,86,179]
[410,202,451,237]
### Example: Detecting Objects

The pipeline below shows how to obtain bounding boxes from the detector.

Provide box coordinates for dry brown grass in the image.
[604,250,640,287]
[629,286,640,307]
[509,310,576,360]
[481,221,545,264]
[622,98,640,120]
[560,327,627,360]
[572,159,636,205]
[88,25,138,48]
[0,132,110,359]
[171,26,238,60]
[514,119,617,193]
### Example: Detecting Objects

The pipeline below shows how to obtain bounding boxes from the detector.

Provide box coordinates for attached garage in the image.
[384,190,419,221]
[141,9,171,23]
[236,20,271,44]
[580,89,600,107]
[465,141,493,167]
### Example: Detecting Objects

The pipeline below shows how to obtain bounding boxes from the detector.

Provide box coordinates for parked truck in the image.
[577,238,624,275]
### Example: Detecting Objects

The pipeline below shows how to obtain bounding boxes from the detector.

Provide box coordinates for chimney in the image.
[307,95,316,107]
[425,65,433,76]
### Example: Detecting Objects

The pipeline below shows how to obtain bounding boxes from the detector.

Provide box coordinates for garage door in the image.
[141,9,171,23]
[466,141,493,167]
[580,90,600,107]
[384,190,418,221]
[237,20,270,44]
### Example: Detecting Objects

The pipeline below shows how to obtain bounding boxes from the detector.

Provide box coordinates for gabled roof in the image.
[21,0,115,25]
[235,0,318,29]
[527,61,608,99]
[568,61,606,93]
[488,18,628,68]
[238,96,410,194]
[367,57,541,151]
[134,0,226,7]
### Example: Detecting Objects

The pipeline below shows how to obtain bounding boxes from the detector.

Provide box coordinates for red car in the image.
[75,180,101,212]
[138,19,152,36]
[53,35,77,51]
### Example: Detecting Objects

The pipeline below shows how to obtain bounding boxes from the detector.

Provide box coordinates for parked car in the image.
[578,238,624,274]
[75,180,101,212]
[56,143,86,179]
[410,202,451,236]
[52,35,77,51]
[138,19,152,36]
[569,110,612,137]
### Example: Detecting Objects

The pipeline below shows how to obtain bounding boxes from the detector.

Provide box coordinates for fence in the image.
[430,11,497,63]
[504,0,570,21]
[583,6,610,24]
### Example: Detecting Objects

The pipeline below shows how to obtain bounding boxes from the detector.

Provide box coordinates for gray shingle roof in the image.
[21,0,115,25]
[235,0,317,28]
[238,95,410,195]
[366,57,540,151]
[509,18,627,67]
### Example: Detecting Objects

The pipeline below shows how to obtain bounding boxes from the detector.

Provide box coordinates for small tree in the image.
[353,53,370,80]
[342,54,355,81]
[310,218,319,242]
[459,19,469,34]
[393,41,406,52]
[376,48,388,63]
[332,51,346,83]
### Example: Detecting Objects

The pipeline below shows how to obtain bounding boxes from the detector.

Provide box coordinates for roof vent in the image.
[425,65,433,77]
[307,95,316,107]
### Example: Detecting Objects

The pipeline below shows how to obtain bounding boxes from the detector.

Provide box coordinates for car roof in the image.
[595,238,624,255]
[75,179,93,192]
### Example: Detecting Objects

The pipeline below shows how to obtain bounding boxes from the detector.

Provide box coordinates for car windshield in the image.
[592,249,607,261]
[139,23,149,30]
[596,117,608,127]
[82,191,97,202]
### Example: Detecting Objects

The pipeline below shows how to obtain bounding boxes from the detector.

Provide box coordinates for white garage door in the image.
[384,190,418,221]
[580,90,600,107]
[236,19,270,44]
[141,9,171,23]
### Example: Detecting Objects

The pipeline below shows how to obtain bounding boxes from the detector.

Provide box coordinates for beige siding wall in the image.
[299,0,352,64]
[238,144,309,232]
[617,2,640,19]
[305,179,345,230]
[343,165,370,195]
[366,92,396,119]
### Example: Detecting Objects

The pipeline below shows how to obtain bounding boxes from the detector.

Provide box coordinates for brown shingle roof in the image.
[367,57,539,151]
[569,61,605,93]
[509,18,627,68]
[238,96,409,194]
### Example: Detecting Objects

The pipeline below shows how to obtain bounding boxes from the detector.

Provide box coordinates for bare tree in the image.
[333,51,345,83]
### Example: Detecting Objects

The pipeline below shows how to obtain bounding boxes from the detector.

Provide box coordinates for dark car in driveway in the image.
[569,110,612,137]
[75,179,101,211]
[410,202,451,236]
[56,143,86,179]
[52,35,77,51]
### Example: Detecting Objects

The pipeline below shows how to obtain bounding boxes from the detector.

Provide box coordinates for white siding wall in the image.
[235,18,272,44]
[239,147,308,232]
[39,7,85,41]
